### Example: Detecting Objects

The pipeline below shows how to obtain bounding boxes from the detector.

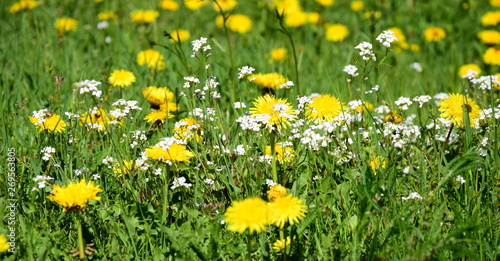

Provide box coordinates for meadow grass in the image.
[1,0,499,260]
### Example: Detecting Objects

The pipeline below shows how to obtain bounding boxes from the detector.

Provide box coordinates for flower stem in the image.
[76,213,85,259]
[162,168,169,223]
[270,131,278,183]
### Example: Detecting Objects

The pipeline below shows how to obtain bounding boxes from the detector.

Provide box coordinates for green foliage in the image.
[1,0,499,260]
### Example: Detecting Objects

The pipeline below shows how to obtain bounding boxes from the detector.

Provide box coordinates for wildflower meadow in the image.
[2,0,500,260]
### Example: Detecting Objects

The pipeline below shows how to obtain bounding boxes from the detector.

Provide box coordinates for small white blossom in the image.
[234,102,246,109]
[237,66,255,79]
[74,79,102,98]
[395,97,413,111]
[266,179,277,186]
[455,175,465,184]
[343,65,359,77]
[171,177,192,190]
[41,147,56,161]
[354,41,376,61]
[409,62,423,73]
[402,192,423,201]
[376,30,398,47]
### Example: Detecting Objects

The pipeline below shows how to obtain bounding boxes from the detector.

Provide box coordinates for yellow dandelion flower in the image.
[438,93,481,128]
[169,29,190,42]
[271,0,302,15]
[112,160,137,176]
[54,17,77,35]
[249,73,289,89]
[137,49,165,70]
[213,0,237,11]
[491,0,500,7]
[384,111,403,124]
[272,237,291,252]
[268,194,307,228]
[29,111,67,133]
[224,197,269,234]
[173,118,203,141]
[130,10,159,24]
[143,86,175,107]
[267,184,288,201]
[80,108,115,131]
[481,11,500,26]
[354,101,374,113]
[458,64,481,78]
[483,47,500,66]
[424,27,446,42]
[477,30,500,45]
[307,12,321,24]
[160,0,179,10]
[284,11,308,27]
[315,0,334,6]
[145,139,194,163]
[47,179,102,213]
[350,1,364,12]
[270,48,288,61]
[0,234,10,253]
[249,95,297,132]
[9,0,38,13]
[184,0,209,10]
[159,101,179,112]
[144,110,175,123]
[265,144,295,164]
[325,24,349,42]
[369,156,387,173]
[98,11,115,20]
[109,69,136,87]
[216,14,252,33]
[305,94,344,123]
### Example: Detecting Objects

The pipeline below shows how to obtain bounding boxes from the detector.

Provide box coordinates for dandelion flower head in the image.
[249,95,297,132]
[384,111,403,124]
[54,17,78,35]
[184,0,209,10]
[350,1,364,12]
[80,108,115,131]
[173,118,203,141]
[224,197,269,234]
[212,0,238,11]
[169,29,190,42]
[145,137,194,164]
[98,11,116,20]
[438,93,481,127]
[268,194,307,228]
[267,184,288,201]
[142,86,175,107]
[265,144,295,164]
[315,0,334,6]
[29,109,67,133]
[305,94,344,123]
[144,109,175,123]
[160,0,179,10]
[424,27,446,42]
[272,237,291,252]
[477,30,500,45]
[481,11,500,26]
[483,47,500,66]
[369,156,387,172]
[137,49,166,70]
[9,0,38,13]
[47,179,102,213]
[130,10,160,24]
[325,24,349,42]
[270,48,288,61]
[216,14,252,34]
[249,73,290,89]
[109,69,136,87]
[0,234,10,252]
[112,160,137,176]
[458,64,481,78]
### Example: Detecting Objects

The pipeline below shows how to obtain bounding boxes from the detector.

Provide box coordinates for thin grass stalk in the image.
[75,212,85,259]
